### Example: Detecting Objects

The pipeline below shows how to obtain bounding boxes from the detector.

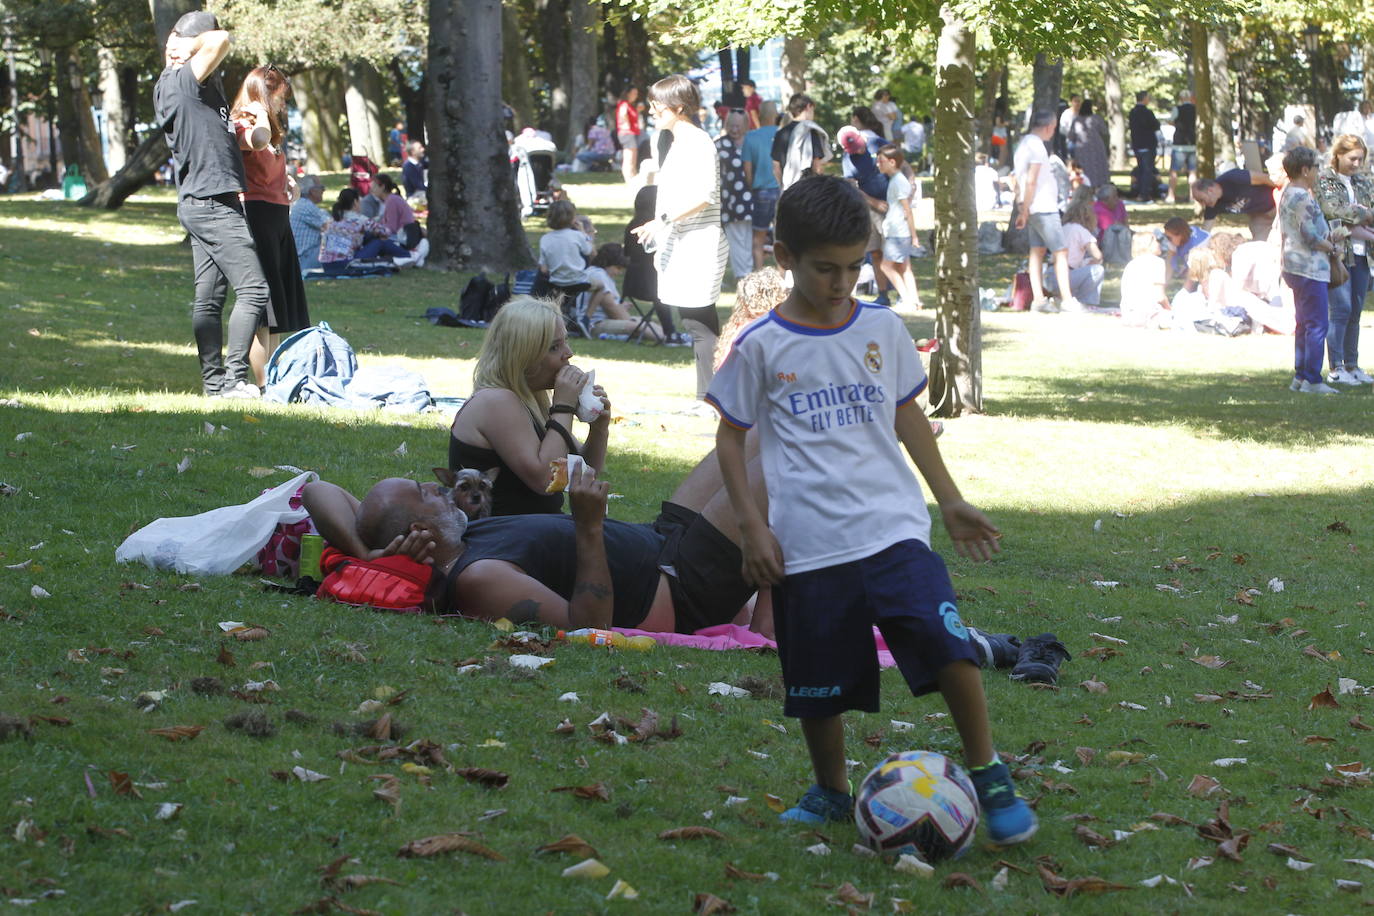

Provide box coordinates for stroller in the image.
[513,148,557,217]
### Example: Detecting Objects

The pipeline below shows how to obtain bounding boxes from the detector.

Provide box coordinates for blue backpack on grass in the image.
[264,322,357,404]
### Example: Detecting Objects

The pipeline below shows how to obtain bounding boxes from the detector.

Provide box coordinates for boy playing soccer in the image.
[706,175,1037,845]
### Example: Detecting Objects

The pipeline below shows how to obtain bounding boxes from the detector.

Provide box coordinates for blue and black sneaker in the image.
[779,783,855,825]
[967,627,1021,669]
[969,760,1037,845]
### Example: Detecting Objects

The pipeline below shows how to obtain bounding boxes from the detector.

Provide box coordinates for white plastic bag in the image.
[115,471,318,575]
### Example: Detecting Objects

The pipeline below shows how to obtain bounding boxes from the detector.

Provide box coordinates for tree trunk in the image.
[929,6,981,418]
[1101,54,1127,171]
[427,0,532,271]
[501,3,533,130]
[1189,22,1215,180]
[1366,42,1374,101]
[537,0,571,146]
[344,59,387,162]
[565,0,599,154]
[1207,27,1235,168]
[1030,53,1062,118]
[295,68,345,172]
[975,55,1004,154]
[624,16,650,95]
[388,58,427,145]
[78,0,194,207]
[98,48,129,172]
[781,36,807,100]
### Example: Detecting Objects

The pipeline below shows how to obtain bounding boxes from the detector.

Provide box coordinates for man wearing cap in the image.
[154,10,271,398]
[290,174,328,276]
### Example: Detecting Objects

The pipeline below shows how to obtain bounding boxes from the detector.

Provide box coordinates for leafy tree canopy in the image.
[210,0,426,69]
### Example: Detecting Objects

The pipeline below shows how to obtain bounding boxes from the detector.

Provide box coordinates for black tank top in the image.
[445,515,664,627]
[1173,103,1196,147]
[448,401,566,516]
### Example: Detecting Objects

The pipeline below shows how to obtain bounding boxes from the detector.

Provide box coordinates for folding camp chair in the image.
[620,296,661,346]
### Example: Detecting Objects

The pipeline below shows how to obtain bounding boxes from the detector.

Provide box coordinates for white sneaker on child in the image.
[1349,366,1374,384]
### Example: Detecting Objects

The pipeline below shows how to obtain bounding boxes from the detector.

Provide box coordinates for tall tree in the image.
[1189,22,1215,179]
[1101,54,1127,170]
[294,68,345,171]
[1207,27,1236,167]
[929,5,979,417]
[427,0,532,271]
[536,0,571,144]
[501,4,533,129]
[344,59,387,162]
[97,47,131,171]
[1030,53,1062,117]
[566,0,599,149]
[781,36,807,98]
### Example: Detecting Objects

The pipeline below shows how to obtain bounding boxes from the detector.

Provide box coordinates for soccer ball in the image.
[854,750,980,862]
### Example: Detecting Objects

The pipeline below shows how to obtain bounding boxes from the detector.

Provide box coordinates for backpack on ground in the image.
[460,272,511,324]
[976,221,1004,255]
[1100,223,1132,266]
[316,546,434,614]
[264,322,358,404]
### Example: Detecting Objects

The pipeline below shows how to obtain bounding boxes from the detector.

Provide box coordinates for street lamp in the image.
[1303,23,1322,144]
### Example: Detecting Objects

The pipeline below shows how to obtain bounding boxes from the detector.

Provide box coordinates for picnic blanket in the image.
[611,623,897,668]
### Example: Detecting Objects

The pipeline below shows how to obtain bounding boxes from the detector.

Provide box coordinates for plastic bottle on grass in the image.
[558,628,656,650]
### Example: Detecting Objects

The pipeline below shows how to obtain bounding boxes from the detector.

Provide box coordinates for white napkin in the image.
[576,370,603,424]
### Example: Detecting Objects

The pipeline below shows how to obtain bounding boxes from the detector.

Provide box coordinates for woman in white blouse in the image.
[631,74,728,404]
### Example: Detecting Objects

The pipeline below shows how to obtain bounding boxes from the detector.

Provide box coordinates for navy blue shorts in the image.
[774,539,978,718]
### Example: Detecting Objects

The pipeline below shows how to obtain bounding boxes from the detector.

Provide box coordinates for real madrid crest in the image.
[864,341,882,373]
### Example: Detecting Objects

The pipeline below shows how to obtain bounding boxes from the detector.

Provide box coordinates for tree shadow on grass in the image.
[991,366,1374,446]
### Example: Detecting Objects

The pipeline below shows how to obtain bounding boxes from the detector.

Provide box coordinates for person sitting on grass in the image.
[1118,231,1170,329]
[538,198,594,314]
[583,243,665,342]
[446,297,610,516]
[318,188,412,270]
[705,174,1041,844]
[1092,184,1132,265]
[1162,216,1210,281]
[368,173,429,267]
[1044,217,1105,308]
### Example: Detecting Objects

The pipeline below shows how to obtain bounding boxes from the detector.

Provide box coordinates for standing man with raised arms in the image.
[154,11,271,399]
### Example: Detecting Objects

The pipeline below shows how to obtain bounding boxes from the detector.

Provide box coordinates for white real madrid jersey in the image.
[706,301,932,574]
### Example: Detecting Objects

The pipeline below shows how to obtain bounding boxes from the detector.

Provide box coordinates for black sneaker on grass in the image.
[967,627,1021,669]
[1008,633,1070,685]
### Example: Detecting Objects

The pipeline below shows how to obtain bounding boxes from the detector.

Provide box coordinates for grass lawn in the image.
[2,173,1373,914]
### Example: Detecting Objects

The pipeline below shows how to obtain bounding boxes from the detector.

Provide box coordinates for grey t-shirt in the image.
[153,64,245,200]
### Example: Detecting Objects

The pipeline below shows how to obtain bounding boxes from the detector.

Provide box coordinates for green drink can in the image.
[299,534,324,580]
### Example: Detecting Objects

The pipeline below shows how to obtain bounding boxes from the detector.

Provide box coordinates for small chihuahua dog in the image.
[432,467,496,520]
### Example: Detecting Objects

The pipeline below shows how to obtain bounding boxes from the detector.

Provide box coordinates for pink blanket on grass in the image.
[613,623,897,668]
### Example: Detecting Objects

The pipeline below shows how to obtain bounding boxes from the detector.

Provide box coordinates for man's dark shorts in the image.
[751,187,780,232]
[652,502,753,633]
[773,539,979,718]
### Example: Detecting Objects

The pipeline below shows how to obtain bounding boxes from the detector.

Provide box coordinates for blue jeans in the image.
[1133,148,1158,200]
[1284,272,1329,384]
[1327,253,1370,370]
[355,238,410,261]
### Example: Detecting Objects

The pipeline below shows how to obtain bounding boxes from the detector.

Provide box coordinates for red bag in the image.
[1009,271,1032,311]
[316,546,434,614]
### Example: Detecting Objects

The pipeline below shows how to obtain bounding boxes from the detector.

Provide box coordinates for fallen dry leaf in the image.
[1079,680,1108,694]
[561,858,610,878]
[1267,843,1308,860]
[292,766,330,783]
[1074,825,1114,848]
[1351,716,1372,732]
[290,897,381,916]
[456,767,509,789]
[1149,812,1192,826]
[148,725,204,742]
[827,880,876,907]
[535,834,599,858]
[1075,747,1097,767]
[1037,864,1131,897]
[1187,774,1222,798]
[396,833,504,861]
[1217,834,1250,862]
[217,646,237,667]
[551,782,611,801]
[108,770,142,799]
[1191,655,1229,669]
[693,892,736,914]
[723,862,769,882]
[942,873,985,894]
[371,775,400,811]
[1167,719,1212,730]
[233,626,270,642]
[659,826,726,841]
[1308,686,1341,710]
[331,875,403,891]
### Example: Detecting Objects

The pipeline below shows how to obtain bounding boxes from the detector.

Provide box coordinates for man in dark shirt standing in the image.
[401,140,427,199]
[1128,90,1162,202]
[1165,90,1197,203]
[153,11,270,398]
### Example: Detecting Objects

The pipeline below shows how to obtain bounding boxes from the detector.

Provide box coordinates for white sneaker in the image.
[1327,367,1361,385]
[392,255,415,268]
[1348,366,1374,384]
[1300,380,1340,395]
[1032,298,1060,313]
[1060,297,1086,313]
[1289,377,1303,392]
[411,238,430,268]
[219,379,261,399]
